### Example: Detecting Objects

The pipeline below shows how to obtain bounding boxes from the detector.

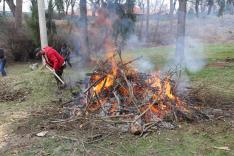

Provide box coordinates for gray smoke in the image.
[125,34,146,50]
[166,37,206,73]
[183,37,206,72]
[133,57,155,73]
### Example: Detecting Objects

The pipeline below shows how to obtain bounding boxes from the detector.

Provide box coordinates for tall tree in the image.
[176,0,187,63]
[227,0,234,14]
[90,0,99,16]
[217,0,225,16]
[195,0,199,17]
[146,0,149,40]
[27,0,40,46]
[169,0,177,31]
[15,0,23,30]
[4,0,22,30]
[169,0,176,15]
[3,0,6,16]
[100,0,107,8]
[5,0,16,16]
[137,0,145,40]
[65,0,72,15]
[200,0,206,14]
[207,0,214,15]
[47,0,57,46]
[80,0,90,61]
[55,0,64,17]
[71,0,77,16]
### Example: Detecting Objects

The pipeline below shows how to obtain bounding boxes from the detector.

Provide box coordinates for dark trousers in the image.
[65,57,72,67]
[0,59,6,77]
[55,64,66,86]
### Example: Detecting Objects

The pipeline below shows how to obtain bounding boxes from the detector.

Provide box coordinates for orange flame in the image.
[165,79,175,100]
[93,74,114,94]
[93,51,118,94]
[145,74,186,119]
[89,59,188,121]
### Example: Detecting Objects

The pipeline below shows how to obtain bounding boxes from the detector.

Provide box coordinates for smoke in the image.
[133,57,155,73]
[175,73,191,95]
[125,34,147,50]
[166,37,206,73]
[183,37,206,72]
[156,36,207,93]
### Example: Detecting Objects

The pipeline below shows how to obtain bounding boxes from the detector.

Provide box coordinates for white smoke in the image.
[183,37,206,72]
[125,34,146,50]
[175,74,190,94]
[133,57,155,73]
[166,37,206,73]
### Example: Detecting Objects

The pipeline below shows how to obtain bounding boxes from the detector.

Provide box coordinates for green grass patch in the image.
[1,43,234,156]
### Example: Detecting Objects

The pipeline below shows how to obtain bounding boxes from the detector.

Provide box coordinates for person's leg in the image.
[55,67,65,89]
[55,70,62,86]
[2,69,6,77]
[2,60,6,76]
[0,61,3,76]
[67,58,72,67]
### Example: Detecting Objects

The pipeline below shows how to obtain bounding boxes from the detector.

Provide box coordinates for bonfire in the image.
[56,52,209,136]
[69,53,206,135]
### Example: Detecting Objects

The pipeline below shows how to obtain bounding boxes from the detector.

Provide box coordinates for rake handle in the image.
[45,65,65,85]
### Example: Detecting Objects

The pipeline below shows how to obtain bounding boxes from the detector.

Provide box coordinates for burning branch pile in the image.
[80,54,199,134]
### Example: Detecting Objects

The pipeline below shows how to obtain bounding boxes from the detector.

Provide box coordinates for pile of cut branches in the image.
[64,54,206,135]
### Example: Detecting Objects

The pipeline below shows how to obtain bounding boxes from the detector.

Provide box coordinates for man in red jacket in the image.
[35,46,66,87]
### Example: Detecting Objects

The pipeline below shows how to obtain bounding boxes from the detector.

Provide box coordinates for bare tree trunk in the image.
[170,0,174,15]
[139,3,144,41]
[231,0,234,14]
[173,0,177,13]
[80,0,90,62]
[15,0,22,30]
[3,0,6,16]
[71,0,77,16]
[100,0,106,8]
[71,0,76,16]
[207,0,214,15]
[176,0,187,64]
[153,0,165,41]
[92,1,98,16]
[195,0,199,17]
[90,0,96,16]
[66,6,69,15]
[169,0,176,32]
[218,0,225,17]
[146,0,150,40]
[5,0,16,16]
[37,0,48,49]
[200,0,206,14]
[71,5,75,16]
[65,0,72,15]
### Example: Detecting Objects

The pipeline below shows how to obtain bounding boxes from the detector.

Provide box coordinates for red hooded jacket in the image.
[42,46,65,71]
